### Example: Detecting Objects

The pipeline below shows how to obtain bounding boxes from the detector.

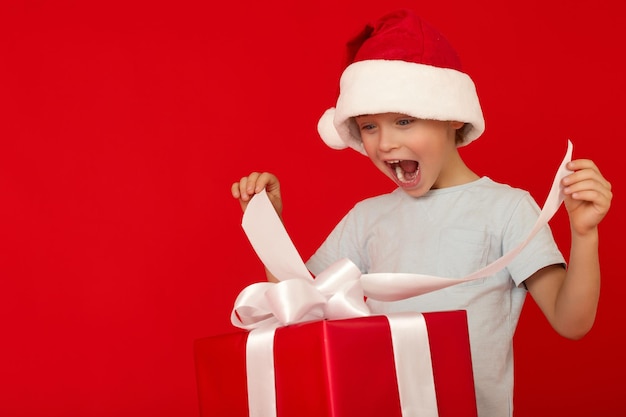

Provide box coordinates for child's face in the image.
[354,112,463,197]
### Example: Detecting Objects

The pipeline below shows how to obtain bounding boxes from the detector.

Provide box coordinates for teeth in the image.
[395,165,405,182]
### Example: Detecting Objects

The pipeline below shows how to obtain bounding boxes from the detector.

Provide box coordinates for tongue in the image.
[399,160,418,173]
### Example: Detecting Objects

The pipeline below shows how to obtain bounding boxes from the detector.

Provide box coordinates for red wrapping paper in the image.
[194,310,476,417]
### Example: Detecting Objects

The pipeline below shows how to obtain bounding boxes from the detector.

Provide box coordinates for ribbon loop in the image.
[266,279,327,325]
[313,257,362,294]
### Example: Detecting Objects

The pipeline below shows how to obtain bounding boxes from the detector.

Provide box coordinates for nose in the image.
[377,127,400,152]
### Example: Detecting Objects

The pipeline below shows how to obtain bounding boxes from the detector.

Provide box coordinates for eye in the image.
[358,123,376,131]
[397,118,415,126]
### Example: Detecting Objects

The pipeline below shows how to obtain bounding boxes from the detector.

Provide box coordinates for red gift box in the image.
[194,310,476,417]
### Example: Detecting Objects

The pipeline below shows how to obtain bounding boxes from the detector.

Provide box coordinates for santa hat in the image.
[317,9,485,155]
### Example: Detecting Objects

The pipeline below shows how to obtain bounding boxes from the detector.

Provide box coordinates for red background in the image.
[1,1,624,416]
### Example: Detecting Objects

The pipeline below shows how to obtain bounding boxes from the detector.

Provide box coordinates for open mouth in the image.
[386,160,419,184]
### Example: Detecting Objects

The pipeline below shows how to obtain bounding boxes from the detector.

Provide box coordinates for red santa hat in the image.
[317,9,485,155]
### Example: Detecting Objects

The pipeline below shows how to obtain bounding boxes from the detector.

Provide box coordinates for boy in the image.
[231,9,612,417]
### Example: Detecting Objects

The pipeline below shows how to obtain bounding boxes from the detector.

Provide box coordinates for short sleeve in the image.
[504,193,566,287]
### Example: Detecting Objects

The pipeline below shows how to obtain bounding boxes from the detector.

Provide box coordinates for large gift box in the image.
[194,142,577,417]
[194,310,476,417]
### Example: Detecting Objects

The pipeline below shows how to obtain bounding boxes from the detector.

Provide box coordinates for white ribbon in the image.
[231,140,573,417]
[245,324,279,417]
[361,139,573,300]
[388,313,438,416]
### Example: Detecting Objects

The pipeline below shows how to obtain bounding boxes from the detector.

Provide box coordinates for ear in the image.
[450,121,465,130]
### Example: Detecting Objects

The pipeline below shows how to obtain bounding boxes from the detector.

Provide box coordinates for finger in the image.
[243,172,261,196]
[564,177,613,199]
[236,174,258,202]
[567,189,612,213]
[566,159,600,172]
[256,172,279,193]
[565,187,613,216]
[231,175,254,199]
[563,166,611,191]
[231,181,241,198]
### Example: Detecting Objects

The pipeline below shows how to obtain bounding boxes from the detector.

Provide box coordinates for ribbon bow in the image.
[231,257,370,329]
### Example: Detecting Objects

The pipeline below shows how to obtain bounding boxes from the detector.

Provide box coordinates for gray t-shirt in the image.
[306,177,565,417]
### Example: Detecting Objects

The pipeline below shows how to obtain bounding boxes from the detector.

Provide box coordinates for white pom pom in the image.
[317,108,347,150]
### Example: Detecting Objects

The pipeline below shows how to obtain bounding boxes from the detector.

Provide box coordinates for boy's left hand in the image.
[562,159,612,235]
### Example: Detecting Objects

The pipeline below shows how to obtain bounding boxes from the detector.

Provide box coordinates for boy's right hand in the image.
[231,172,283,216]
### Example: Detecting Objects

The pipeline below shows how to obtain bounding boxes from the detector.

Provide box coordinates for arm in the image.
[526,159,612,340]
[231,172,282,283]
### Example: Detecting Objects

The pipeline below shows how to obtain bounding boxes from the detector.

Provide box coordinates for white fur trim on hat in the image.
[318,59,485,153]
